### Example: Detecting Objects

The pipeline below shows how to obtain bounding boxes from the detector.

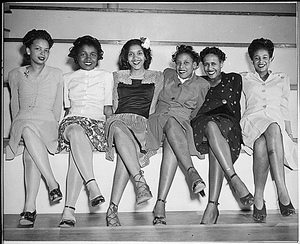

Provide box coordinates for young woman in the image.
[191,47,254,224]
[105,37,164,227]
[57,35,113,228]
[240,38,296,222]
[147,45,210,225]
[6,29,63,227]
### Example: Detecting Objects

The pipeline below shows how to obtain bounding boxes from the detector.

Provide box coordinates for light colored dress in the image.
[105,69,164,167]
[6,65,63,160]
[240,71,298,170]
[146,68,210,159]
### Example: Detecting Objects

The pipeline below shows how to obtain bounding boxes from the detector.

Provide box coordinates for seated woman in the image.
[105,37,164,227]
[147,45,210,225]
[240,38,296,222]
[191,47,254,225]
[57,35,113,228]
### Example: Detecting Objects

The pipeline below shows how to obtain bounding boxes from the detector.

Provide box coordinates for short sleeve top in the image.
[63,68,113,121]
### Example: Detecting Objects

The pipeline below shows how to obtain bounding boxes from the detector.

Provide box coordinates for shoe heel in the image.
[229,173,253,206]
[253,202,267,223]
[49,183,63,203]
[134,170,153,205]
[19,210,37,228]
[278,200,295,217]
[153,199,167,225]
[106,202,121,227]
[85,179,105,207]
[187,167,206,196]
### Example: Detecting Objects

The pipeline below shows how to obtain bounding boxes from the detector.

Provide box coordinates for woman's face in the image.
[202,53,223,81]
[175,53,197,79]
[26,39,50,65]
[77,44,98,71]
[127,44,146,71]
[252,48,272,75]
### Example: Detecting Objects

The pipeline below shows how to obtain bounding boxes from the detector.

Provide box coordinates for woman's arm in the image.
[8,72,20,120]
[53,71,64,122]
[149,71,164,115]
[104,105,113,120]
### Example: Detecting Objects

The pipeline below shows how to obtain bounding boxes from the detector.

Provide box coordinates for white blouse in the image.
[64,68,113,121]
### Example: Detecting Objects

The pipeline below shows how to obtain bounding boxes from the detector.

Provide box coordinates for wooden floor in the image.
[3,210,298,243]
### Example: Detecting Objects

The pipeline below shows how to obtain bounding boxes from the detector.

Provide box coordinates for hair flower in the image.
[140,37,151,49]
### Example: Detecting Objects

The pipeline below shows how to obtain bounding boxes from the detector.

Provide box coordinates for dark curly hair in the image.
[68,35,104,64]
[22,29,54,60]
[248,38,274,61]
[199,47,226,63]
[118,39,152,70]
[172,45,200,65]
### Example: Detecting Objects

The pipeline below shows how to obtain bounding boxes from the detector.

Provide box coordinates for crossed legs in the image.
[106,126,152,226]
[22,127,59,194]
[253,123,294,215]
[153,117,205,225]
[59,124,103,227]
[201,121,253,224]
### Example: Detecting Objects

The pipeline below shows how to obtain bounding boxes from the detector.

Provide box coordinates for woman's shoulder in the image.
[271,71,289,79]
[195,74,210,88]
[9,66,25,76]
[223,72,242,80]
[46,65,63,74]
[163,68,175,76]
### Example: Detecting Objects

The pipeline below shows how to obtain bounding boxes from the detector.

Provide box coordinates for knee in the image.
[65,124,85,140]
[165,117,179,131]
[254,135,266,149]
[264,123,282,142]
[266,122,281,135]
[22,126,36,140]
[205,121,219,138]
[113,126,125,138]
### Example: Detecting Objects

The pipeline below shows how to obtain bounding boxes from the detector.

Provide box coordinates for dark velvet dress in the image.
[191,72,243,163]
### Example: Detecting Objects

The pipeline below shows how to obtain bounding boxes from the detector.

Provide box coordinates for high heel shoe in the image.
[106,202,121,227]
[253,202,267,223]
[19,210,37,228]
[278,200,295,217]
[229,173,254,207]
[153,199,167,225]
[85,179,105,207]
[49,183,63,203]
[133,170,153,205]
[59,206,76,228]
[200,200,219,224]
[187,167,206,197]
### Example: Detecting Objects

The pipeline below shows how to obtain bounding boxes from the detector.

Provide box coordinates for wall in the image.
[2,3,298,214]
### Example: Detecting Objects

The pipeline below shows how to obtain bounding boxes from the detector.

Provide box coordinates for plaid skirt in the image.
[56,116,107,153]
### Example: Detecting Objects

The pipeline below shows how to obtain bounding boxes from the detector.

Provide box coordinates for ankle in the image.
[154,199,166,216]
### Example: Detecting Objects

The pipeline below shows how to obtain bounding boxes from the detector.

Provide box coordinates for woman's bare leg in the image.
[264,123,291,205]
[23,148,41,212]
[253,135,269,210]
[201,148,223,224]
[22,127,58,191]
